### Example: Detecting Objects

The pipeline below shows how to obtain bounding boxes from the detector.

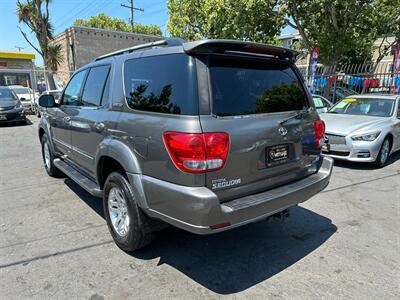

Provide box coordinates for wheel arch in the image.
[95,138,142,189]
[38,119,56,154]
[384,132,393,151]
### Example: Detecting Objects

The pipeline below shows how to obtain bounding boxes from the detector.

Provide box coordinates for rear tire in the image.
[103,171,154,252]
[374,137,391,168]
[41,134,61,177]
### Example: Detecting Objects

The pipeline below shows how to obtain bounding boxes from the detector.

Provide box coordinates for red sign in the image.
[0,61,7,67]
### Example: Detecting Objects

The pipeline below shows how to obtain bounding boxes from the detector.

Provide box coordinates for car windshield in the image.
[0,88,18,101]
[13,87,31,94]
[329,98,394,117]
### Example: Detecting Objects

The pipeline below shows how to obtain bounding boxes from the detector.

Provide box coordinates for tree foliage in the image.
[74,13,162,36]
[167,0,284,44]
[16,0,63,89]
[373,0,400,64]
[281,0,377,64]
[281,0,400,65]
[167,0,399,65]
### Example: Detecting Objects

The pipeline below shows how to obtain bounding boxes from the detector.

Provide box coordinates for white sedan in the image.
[8,85,36,110]
[320,94,400,167]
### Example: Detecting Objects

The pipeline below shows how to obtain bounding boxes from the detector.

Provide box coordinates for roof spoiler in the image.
[95,38,185,61]
[183,39,301,62]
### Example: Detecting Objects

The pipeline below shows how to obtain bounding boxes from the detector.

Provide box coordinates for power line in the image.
[120,0,144,33]
[54,0,103,32]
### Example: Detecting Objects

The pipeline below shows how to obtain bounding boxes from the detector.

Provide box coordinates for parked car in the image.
[8,85,35,110]
[38,39,333,251]
[35,90,62,117]
[0,86,26,125]
[320,94,400,167]
[329,86,358,102]
[312,94,333,114]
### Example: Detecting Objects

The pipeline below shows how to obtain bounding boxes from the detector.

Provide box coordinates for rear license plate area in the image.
[266,144,289,167]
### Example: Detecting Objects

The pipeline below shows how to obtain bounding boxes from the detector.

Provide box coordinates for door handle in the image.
[64,116,71,122]
[94,122,105,132]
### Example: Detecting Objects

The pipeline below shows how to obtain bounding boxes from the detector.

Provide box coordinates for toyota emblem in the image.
[278,127,288,136]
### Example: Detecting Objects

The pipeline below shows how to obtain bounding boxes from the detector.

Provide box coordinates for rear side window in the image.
[209,56,308,116]
[124,54,198,115]
[81,65,110,107]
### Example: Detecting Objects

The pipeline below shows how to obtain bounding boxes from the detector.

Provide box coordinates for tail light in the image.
[163,132,230,173]
[313,119,326,147]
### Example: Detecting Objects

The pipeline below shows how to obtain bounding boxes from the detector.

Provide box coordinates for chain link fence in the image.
[297,61,399,103]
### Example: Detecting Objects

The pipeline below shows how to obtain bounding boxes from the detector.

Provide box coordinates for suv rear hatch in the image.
[199,54,322,202]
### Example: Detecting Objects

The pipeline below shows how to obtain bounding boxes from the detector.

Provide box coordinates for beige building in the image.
[372,36,396,63]
[51,26,163,85]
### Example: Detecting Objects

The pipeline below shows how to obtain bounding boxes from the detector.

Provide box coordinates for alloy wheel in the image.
[380,139,390,164]
[108,187,130,237]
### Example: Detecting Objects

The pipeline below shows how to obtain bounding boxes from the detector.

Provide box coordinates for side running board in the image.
[53,158,102,198]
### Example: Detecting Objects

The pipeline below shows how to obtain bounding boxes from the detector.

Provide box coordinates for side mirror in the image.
[20,97,26,101]
[38,94,56,108]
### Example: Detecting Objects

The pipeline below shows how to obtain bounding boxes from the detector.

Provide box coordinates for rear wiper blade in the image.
[279,108,313,126]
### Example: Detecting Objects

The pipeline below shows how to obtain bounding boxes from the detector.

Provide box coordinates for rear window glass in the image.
[209,57,308,116]
[124,54,198,115]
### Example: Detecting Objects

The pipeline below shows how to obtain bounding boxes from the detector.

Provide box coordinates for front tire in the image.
[103,172,154,252]
[41,134,61,177]
[374,137,391,168]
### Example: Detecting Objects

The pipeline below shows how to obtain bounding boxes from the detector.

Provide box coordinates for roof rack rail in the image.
[95,38,186,61]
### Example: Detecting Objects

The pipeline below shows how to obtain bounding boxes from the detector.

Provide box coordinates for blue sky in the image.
[0,0,293,66]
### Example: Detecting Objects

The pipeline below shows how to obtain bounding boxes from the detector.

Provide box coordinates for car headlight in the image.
[351,131,381,141]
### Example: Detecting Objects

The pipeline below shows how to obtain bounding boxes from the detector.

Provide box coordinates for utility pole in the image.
[121,0,144,33]
[15,46,24,52]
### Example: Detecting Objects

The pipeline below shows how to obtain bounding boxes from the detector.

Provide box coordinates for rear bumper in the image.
[128,156,334,235]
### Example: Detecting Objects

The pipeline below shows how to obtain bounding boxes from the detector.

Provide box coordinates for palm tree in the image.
[16,0,63,90]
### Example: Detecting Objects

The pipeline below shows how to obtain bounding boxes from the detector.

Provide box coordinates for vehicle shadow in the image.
[64,178,104,217]
[333,150,400,170]
[64,178,337,294]
[0,117,33,127]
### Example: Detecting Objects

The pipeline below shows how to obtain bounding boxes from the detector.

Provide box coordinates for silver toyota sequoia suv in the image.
[38,39,333,251]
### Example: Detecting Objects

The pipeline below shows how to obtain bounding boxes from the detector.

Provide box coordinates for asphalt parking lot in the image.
[0,116,399,300]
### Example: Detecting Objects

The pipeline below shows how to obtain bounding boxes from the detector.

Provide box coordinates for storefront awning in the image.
[0,51,35,60]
